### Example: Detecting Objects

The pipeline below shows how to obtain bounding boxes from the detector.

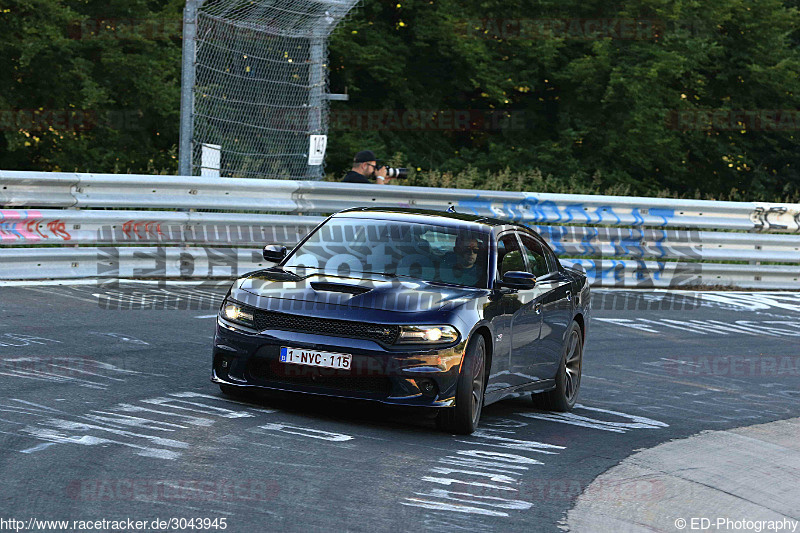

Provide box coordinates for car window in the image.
[518,232,552,278]
[542,242,560,273]
[421,230,456,255]
[283,218,490,288]
[497,233,524,278]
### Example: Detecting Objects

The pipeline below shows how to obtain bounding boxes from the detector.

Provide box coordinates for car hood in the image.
[235,270,483,313]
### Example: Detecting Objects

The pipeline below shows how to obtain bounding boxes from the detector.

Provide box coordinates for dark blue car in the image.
[212,208,590,434]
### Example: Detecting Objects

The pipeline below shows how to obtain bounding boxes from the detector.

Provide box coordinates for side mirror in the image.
[500,271,536,290]
[262,244,287,262]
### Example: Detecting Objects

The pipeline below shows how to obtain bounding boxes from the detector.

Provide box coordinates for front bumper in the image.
[211,317,467,407]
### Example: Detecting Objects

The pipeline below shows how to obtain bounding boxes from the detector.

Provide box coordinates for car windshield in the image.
[283,217,490,288]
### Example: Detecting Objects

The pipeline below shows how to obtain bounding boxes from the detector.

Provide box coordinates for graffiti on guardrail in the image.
[566,259,700,288]
[121,220,165,240]
[751,204,800,232]
[546,225,704,288]
[46,220,71,240]
[0,210,74,242]
[533,226,702,259]
[1,210,42,241]
[457,196,675,227]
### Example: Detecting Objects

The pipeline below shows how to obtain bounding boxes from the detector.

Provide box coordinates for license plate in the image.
[279,347,351,370]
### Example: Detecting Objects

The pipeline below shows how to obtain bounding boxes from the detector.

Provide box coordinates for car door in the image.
[498,231,549,387]
[518,231,573,378]
[484,232,522,394]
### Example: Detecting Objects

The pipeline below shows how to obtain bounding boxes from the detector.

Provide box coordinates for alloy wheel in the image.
[471,341,486,425]
[564,329,582,403]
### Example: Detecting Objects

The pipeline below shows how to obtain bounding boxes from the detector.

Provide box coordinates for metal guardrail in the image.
[1,170,799,289]
[0,247,266,280]
[0,247,795,290]
[0,209,320,246]
[3,171,799,232]
[3,211,799,264]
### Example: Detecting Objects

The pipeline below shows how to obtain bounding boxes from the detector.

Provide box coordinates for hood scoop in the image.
[310,282,373,295]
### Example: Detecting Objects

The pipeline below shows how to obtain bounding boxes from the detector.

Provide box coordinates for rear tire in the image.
[532,320,582,411]
[437,334,486,434]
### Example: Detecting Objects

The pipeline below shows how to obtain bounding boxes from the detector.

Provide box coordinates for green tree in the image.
[0,0,183,173]
[328,0,800,200]
[1,0,797,201]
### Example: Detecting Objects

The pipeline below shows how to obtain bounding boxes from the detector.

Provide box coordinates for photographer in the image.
[343,150,391,185]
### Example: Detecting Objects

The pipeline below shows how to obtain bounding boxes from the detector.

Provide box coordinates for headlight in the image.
[220,301,255,328]
[396,325,459,344]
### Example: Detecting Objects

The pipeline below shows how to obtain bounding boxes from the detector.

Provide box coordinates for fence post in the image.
[308,32,325,180]
[178,0,204,177]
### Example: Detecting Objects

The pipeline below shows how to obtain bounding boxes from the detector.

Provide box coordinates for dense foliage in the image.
[1,0,798,200]
[0,0,184,173]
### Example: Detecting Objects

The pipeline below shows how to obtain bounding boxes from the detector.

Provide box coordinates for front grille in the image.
[248,359,391,395]
[252,309,399,344]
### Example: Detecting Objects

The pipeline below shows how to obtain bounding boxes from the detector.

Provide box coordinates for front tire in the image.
[532,320,582,411]
[437,334,486,434]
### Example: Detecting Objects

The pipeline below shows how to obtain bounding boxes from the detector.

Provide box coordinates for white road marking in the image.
[428,467,518,484]
[3,392,279,459]
[456,430,564,454]
[0,358,140,390]
[596,317,800,337]
[253,422,353,442]
[437,456,528,474]
[519,405,669,433]
[593,318,660,333]
[414,489,533,510]
[20,442,57,454]
[0,334,63,347]
[402,498,510,517]
[420,476,519,492]
[88,332,150,345]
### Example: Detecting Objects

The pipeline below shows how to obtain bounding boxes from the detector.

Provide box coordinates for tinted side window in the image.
[518,233,551,278]
[497,233,524,278]
[542,243,560,273]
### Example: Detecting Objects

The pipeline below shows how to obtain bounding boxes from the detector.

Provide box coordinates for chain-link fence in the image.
[179,0,358,179]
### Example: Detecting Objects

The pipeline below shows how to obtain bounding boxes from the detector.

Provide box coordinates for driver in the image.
[440,235,484,287]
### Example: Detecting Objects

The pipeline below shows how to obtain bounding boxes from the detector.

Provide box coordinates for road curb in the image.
[565,417,800,532]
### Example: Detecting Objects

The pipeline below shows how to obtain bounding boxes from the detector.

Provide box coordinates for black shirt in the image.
[342,170,371,184]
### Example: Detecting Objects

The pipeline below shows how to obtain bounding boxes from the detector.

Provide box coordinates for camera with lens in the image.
[380,166,409,179]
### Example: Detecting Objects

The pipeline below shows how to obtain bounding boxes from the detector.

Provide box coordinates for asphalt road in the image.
[1,282,799,532]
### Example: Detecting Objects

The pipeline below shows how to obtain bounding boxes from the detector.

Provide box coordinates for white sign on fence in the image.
[308,135,327,166]
[201,143,222,177]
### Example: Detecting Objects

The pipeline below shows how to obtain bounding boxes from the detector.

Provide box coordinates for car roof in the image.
[332,207,515,229]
